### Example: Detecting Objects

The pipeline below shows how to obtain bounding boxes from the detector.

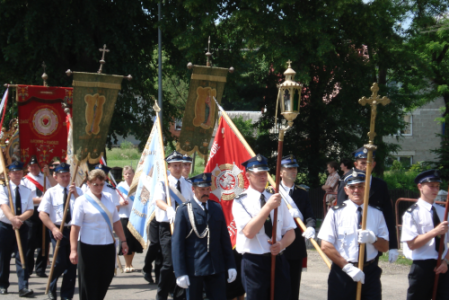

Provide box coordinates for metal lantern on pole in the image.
[270,60,302,300]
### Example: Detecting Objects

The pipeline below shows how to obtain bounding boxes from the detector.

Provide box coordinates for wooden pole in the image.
[45,161,80,295]
[214,97,331,269]
[0,150,26,268]
[42,176,46,256]
[270,130,284,300]
[431,184,449,300]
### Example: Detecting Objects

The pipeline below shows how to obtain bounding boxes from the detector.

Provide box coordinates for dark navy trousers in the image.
[407,259,449,300]
[241,253,291,300]
[49,226,77,298]
[0,221,29,290]
[187,272,226,300]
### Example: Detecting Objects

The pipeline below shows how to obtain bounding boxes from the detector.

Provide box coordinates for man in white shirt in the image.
[155,150,193,300]
[232,154,296,300]
[0,161,34,297]
[318,169,389,300]
[401,170,449,300]
[22,155,55,278]
[39,163,82,300]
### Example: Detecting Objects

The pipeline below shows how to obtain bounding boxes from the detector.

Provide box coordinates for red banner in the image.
[17,85,73,166]
[204,117,252,247]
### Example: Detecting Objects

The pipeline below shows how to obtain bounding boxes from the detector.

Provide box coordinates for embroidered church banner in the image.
[176,66,228,158]
[17,85,73,166]
[71,72,123,164]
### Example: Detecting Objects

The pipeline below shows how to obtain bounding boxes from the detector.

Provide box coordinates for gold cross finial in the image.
[97,44,110,74]
[286,60,292,68]
[42,61,48,87]
[206,36,213,67]
[358,82,390,144]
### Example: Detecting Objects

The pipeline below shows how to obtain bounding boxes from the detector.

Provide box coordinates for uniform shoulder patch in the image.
[368,204,382,211]
[235,192,247,200]
[406,203,418,213]
[296,185,307,191]
[265,186,275,194]
[331,203,346,211]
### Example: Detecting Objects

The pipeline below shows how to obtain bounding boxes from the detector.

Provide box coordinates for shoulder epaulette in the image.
[331,203,346,211]
[235,192,247,200]
[369,204,382,211]
[266,187,275,194]
[295,185,307,191]
[406,203,418,213]
[107,183,116,190]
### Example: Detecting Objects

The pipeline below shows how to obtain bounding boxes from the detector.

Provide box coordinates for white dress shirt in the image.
[232,186,296,255]
[401,198,449,260]
[82,183,120,207]
[0,182,34,224]
[38,184,83,226]
[193,196,208,210]
[318,200,389,262]
[155,174,193,223]
[72,191,120,245]
[21,172,52,206]
[117,181,133,218]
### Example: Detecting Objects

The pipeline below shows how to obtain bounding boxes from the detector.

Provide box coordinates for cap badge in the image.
[363,148,368,154]
[256,154,262,162]
[434,170,439,177]
[202,174,207,180]
[352,168,357,178]
[13,161,18,166]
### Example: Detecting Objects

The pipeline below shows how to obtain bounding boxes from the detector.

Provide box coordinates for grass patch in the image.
[379,252,412,266]
[106,147,141,161]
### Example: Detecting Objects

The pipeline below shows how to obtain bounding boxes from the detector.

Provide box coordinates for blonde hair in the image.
[123,166,134,174]
[88,169,106,182]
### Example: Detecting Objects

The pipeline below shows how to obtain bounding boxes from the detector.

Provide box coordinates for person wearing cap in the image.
[337,146,399,263]
[279,155,316,300]
[69,169,128,300]
[81,164,120,209]
[318,169,389,300]
[0,161,35,297]
[181,155,193,179]
[154,150,194,300]
[232,154,296,300]
[401,170,449,300]
[38,162,82,300]
[21,156,55,278]
[172,173,237,299]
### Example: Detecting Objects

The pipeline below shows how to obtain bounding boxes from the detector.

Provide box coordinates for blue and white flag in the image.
[127,116,166,248]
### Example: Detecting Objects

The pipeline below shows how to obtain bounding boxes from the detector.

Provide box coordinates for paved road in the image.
[2,250,409,300]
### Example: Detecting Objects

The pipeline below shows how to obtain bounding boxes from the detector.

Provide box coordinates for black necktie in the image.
[260,194,273,238]
[432,206,441,252]
[15,186,21,215]
[357,207,362,229]
[64,187,71,223]
[289,188,293,197]
[36,188,43,197]
[175,180,181,208]
[202,202,208,219]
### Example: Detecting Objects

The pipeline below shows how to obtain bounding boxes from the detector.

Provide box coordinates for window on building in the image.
[398,156,413,168]
[399,115,412,136]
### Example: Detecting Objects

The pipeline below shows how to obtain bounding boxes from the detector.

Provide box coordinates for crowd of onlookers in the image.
[321,159,353,207]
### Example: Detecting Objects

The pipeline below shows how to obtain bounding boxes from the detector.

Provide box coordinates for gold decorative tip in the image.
[153,99,161,112]
[65,69,72,77]
[187,62,193,70]
[124,74,132,81]
[97,44,110,74]
[229,67,234,73]
[287,60,292,68]
[42,62,48,87]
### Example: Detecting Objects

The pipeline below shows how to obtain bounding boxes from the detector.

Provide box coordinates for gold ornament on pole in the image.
[355,82,390,300]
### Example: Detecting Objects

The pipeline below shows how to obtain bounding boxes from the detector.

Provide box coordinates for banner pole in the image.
[45,161,80,295]
[42,176,46,256]
[0,149,26,269]
[213,97,331,269]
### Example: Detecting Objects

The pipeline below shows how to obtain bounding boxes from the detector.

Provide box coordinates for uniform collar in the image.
[56,184,69,191]
[417,198,433,212]
[193,195,208,210]
[10,181,19,189]
[168,174,182,185]
[280,181,294,193]
[344,199,365,211]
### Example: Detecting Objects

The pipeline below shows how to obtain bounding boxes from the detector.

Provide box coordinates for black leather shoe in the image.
[0,288,7,295]
[47,291,56,300]
[18,288,33,297]
[61,298,72,300]
[36,272,48,278]
[143,272,154,284]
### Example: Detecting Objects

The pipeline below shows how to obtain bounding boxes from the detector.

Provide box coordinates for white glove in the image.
[166,207,176,224]
[227,268,237,283]
[289,208,304,221]
[357,229,377,244]
[176,275,190,289]
[388,249,399,263]
[302,227,316,239]
[342,263,365,283]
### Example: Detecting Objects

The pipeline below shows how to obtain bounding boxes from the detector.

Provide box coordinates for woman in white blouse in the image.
[117,166,143,272]
[69,169,128,300]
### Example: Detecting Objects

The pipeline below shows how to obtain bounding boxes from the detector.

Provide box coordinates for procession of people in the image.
[0,145,447,300]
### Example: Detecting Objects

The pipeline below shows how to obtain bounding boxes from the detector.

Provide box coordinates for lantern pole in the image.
[270,61,302,300]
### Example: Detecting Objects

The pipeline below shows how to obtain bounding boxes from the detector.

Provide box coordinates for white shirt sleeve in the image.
[377,213,389,241]
[317,209,337,244]
[280,200,296,235]
[232,198,252,232]
[153,181,166,201]
[401,212,418,242]
[0,186,8,205]
[24,189,34,211]
[38,191,52,214]
[72,196,84,227]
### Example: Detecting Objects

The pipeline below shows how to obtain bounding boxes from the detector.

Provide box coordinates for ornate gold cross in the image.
[42,61,48,87]
[97,44,110,74]
[358,83,390,145]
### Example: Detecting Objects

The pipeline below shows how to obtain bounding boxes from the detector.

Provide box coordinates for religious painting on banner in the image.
[71,72,123,164]
[204,117,252,247]
[17,85,73,166]
[177,65,228,158]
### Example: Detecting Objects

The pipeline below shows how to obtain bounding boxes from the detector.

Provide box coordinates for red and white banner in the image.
[17,85,73,166]
[204,117,252,247]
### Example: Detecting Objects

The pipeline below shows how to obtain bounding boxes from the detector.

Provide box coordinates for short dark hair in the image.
[340,159,352,169]
[327,161,338,171]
